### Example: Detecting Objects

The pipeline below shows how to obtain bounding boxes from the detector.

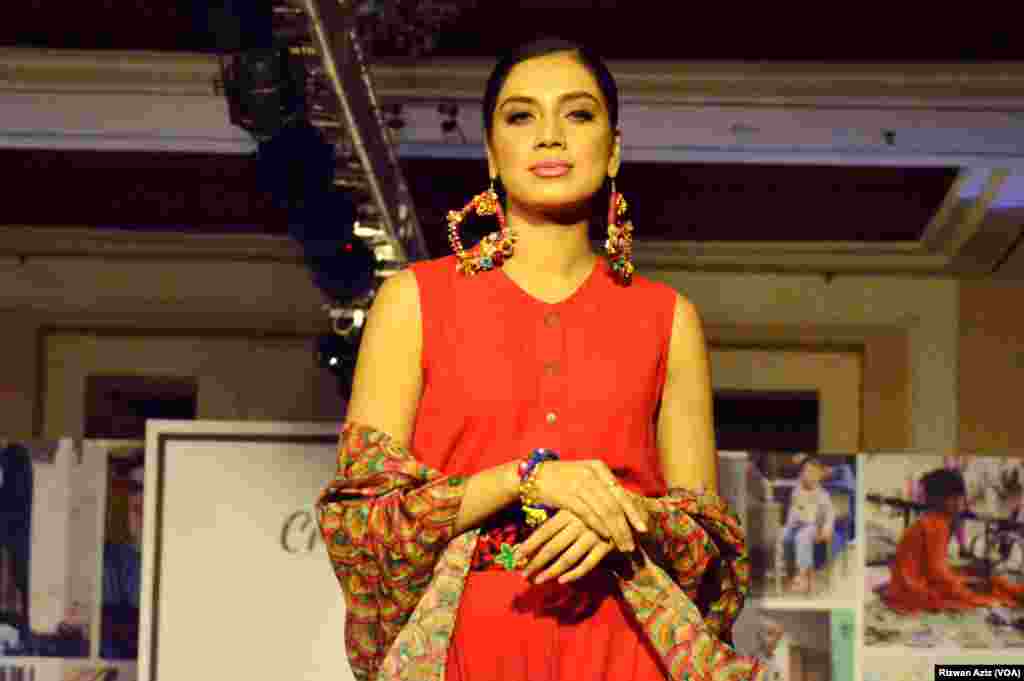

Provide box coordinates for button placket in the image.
[538,308,565,429]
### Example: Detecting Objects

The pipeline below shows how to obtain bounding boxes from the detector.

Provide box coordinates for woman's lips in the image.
[530,162,571,177]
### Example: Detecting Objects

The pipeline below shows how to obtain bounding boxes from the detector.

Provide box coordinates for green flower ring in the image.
[496,543,519,570]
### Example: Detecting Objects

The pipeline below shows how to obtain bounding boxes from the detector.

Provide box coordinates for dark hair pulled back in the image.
[482,37,619,139]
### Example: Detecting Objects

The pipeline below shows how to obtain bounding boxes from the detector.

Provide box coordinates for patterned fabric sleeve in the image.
[637,487,751,646]
[315,422,468,681]
[606,486,764,680]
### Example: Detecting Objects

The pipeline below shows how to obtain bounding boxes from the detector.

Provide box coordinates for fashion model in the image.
[317,37,764,681]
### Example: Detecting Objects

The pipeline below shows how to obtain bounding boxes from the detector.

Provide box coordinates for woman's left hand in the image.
[517,509,616,584]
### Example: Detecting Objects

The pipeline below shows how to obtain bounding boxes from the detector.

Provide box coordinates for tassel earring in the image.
[605,178,634,285]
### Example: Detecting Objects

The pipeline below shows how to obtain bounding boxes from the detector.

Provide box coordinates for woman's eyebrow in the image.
[498,91,602,110]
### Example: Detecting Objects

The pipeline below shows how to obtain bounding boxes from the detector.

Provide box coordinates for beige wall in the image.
[959,280,1024,454]
[709,326,908,451]
[0,317,40,439]
[653,271,957,453]
[0,305,342,440]
[42,331,344,438]
[0,259,994,456]
[709,348,862,452]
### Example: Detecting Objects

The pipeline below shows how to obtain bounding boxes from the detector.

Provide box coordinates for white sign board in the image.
[138,421,352,681]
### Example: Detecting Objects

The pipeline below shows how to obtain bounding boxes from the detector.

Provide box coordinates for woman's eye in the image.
[506,111,531,124]
[568,110,595,122]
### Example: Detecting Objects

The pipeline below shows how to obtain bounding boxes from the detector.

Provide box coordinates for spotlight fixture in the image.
[384,103,406,130]
[221,47,308,141]
[438,100,467,143]
[316,304,369,394]
[316,331,358,385]
[256,120,336,210]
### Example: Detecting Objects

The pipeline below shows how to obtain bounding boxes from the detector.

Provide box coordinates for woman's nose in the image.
[536,116,565,148]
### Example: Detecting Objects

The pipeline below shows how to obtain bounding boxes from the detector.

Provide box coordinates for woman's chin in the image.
[513,194,595,220]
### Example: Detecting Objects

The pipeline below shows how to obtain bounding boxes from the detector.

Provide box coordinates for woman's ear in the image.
[607,130,622,178]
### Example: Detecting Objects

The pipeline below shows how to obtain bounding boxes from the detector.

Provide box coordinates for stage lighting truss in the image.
[270,0,429,274]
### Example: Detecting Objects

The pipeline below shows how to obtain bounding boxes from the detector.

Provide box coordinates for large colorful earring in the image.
[447,178,518,276]
[605,178,635,285]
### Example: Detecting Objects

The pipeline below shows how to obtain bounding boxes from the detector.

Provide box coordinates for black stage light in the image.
[222,47,308,140]
[288,187,374,305]
[317,332,351,371]
[206,1,274,52]
[316,325,364,395]
[256,121,337,210]
[304,237,378,306]
[288,186,358,247]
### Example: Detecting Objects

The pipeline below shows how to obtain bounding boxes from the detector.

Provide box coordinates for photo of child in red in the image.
[883,468,1024,613]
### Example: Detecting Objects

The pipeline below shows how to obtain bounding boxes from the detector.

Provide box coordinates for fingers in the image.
[587,461,649,534]
[517,509,573,560]
[574,482,634,553]
[560,490,616,546]
[527,460,648,553]
[556,540,614,584]
[522,515,587,577]
[533,529,607,584]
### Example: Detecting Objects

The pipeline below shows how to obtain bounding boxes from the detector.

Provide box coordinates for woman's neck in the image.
[501,203,596,280]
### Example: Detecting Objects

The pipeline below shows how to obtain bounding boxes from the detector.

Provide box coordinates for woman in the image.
[317,38,763,681]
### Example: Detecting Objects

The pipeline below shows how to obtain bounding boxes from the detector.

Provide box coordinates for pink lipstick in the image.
[529,161,571,177]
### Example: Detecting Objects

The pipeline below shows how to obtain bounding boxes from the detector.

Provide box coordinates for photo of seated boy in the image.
[883,467,1024,613]
[781,456,835,594]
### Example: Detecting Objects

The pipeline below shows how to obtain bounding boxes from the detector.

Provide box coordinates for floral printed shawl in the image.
[316,422,765,681]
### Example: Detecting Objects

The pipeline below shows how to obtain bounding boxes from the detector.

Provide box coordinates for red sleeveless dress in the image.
[408,254,679,681]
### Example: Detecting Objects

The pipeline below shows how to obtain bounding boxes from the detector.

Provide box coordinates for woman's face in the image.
[486,51,620,218]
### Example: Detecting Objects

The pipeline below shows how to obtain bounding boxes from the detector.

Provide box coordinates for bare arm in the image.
[655,293,719,493]
[344,268,519,537]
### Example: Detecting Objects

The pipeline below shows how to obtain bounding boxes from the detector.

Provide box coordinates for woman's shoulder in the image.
[401,255,460,301]
[614,268,685,311]
[405,254,457,280]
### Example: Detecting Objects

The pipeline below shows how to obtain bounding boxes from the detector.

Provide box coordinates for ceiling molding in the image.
[2,48,1023,278]
[920,170,972,251]
[942,169,1010,257]
[0,48,221,95]
[0,226,302,262]
[396,142,1024,172]
[3,47,1023,168]
[950,205,1024,276]
[5,48,1024,108]
[371,58,1024,109]
[624,240,951,275]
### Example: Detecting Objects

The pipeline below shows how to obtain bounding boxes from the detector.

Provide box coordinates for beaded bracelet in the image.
[519,448,558,527]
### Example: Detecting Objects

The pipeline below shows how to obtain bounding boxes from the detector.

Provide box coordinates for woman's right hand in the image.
[528,459,648,553]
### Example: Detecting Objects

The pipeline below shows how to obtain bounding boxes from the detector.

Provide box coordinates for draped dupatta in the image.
[317,422,765,681]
